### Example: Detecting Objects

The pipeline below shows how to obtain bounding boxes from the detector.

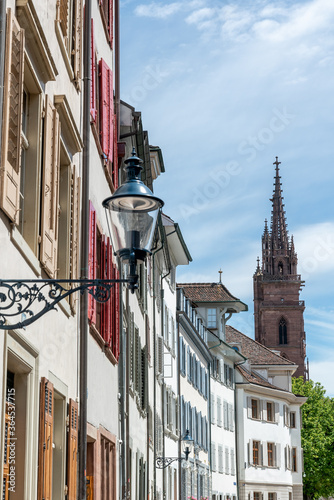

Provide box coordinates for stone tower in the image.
[253,158,307,378]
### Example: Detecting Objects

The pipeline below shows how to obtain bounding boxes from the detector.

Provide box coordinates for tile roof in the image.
[177,282,239,303]
[237,365,281,389]
[225,325,295,366]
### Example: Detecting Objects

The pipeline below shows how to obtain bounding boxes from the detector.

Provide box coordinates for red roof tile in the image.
[177,282,239,303]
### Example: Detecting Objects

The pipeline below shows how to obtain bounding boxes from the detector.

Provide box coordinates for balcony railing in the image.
[261,274,302,282]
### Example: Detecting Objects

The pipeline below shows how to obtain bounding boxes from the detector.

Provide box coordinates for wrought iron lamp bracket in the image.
[155,457,186,469]
[0,278,130,330]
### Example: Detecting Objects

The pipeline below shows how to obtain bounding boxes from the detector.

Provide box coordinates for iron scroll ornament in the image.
[155,457,185,469]
[0,278,130,330]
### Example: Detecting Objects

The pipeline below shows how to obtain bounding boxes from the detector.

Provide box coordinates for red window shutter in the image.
[100,234,107,340]
[67,399,78,500]
[104,237,112,346]
[113,113,118,189]
[90,18,96,122]
[88,201,97,324]
[99,58,113,163]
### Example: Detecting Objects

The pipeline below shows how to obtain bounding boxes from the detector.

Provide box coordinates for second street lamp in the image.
[156,429,194,469]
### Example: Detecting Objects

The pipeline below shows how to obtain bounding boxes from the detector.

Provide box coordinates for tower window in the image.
[278,261,283,274]
[279,318,288,344]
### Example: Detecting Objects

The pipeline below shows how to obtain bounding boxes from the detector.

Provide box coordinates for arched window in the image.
[278,261,283,275]
[279,317,288,344]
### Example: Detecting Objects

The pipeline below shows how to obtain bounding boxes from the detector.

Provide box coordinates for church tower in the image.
[253,158,307,378]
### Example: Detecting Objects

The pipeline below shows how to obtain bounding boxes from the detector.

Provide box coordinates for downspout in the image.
[234,359,246,500]
[160,285,166,500]
[0,0,6,152]
[177,316,182,500]
[79,0,91,497]
[119,264,126,500]
[114,0,120,140]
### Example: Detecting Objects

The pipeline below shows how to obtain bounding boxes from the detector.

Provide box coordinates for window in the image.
[55,0,82,89]
[268,493,277,500]
[290,412,296,428]
[88,202,120,360]
[252,399,259,419]
[267,442,274,467]
[267,402,274,422]
[207,308,217,328]
[253,441,260,465]
[99,0,113,46]
[218,444,223,473]
[279,317,288,344]
[100,435,116,499]
[292,447,297,472]
[253,492,261,500]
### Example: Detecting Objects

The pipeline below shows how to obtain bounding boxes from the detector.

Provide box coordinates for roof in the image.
[177,282,240,303]
[225,325,295,367]
[237,365,281,389]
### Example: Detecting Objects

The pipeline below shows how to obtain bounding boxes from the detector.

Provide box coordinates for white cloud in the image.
[309,359,334,397]
[135,2,182,19]
[293,222,334,279]
[185,8,215,26]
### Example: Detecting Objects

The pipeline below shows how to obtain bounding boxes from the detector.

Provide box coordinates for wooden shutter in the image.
[38,378,54,500]
[73,0,82,90]
[90,18,97,122]
[41,95,60,277]
[113,113,118,188]
[88,201,97,323]
[99,59,113,162]
[0,9,24,224]
[59,0,69,38]
[108,0,113,46]
[3,403,11,500]
[67,399,78,500]
[100,234,107,340]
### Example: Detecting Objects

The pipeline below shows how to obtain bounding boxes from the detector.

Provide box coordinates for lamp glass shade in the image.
[103,193,162,262]
[181,429,194,456]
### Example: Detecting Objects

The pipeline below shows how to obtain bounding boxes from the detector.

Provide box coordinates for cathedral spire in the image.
[270,157,288,250]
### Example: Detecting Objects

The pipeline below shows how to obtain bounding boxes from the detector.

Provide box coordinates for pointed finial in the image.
[218,269,223,283]
[273,156,281,169]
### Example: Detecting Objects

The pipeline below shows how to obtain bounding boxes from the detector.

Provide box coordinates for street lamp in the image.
[0,148,164,330]
[103,148,164,292]
[156,429,194,469]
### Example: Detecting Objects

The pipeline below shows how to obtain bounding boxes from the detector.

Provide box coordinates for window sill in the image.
[89,323,118,365]
[55,21,77,88]
[11,226,41,276]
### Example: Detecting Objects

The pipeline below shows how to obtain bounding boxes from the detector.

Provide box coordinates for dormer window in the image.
[207,308,217,328]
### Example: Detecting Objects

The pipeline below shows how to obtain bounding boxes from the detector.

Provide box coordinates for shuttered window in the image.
[40,95,61,277]
[88,202,120,360]
[99,0,113,47]
[56,0,82,89]
[67,399,78,499]
[37,378,54,500]
[1,9,24,224]
[99,59,113,163]
[90,18,97,122]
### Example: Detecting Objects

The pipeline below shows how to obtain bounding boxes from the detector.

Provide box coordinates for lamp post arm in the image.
[0,278,129,330]
[155,457,186,469]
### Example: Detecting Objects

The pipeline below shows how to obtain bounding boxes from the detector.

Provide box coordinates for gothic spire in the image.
[270,157,288,250]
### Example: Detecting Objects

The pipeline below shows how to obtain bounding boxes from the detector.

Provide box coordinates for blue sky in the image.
[120,0,334,395]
